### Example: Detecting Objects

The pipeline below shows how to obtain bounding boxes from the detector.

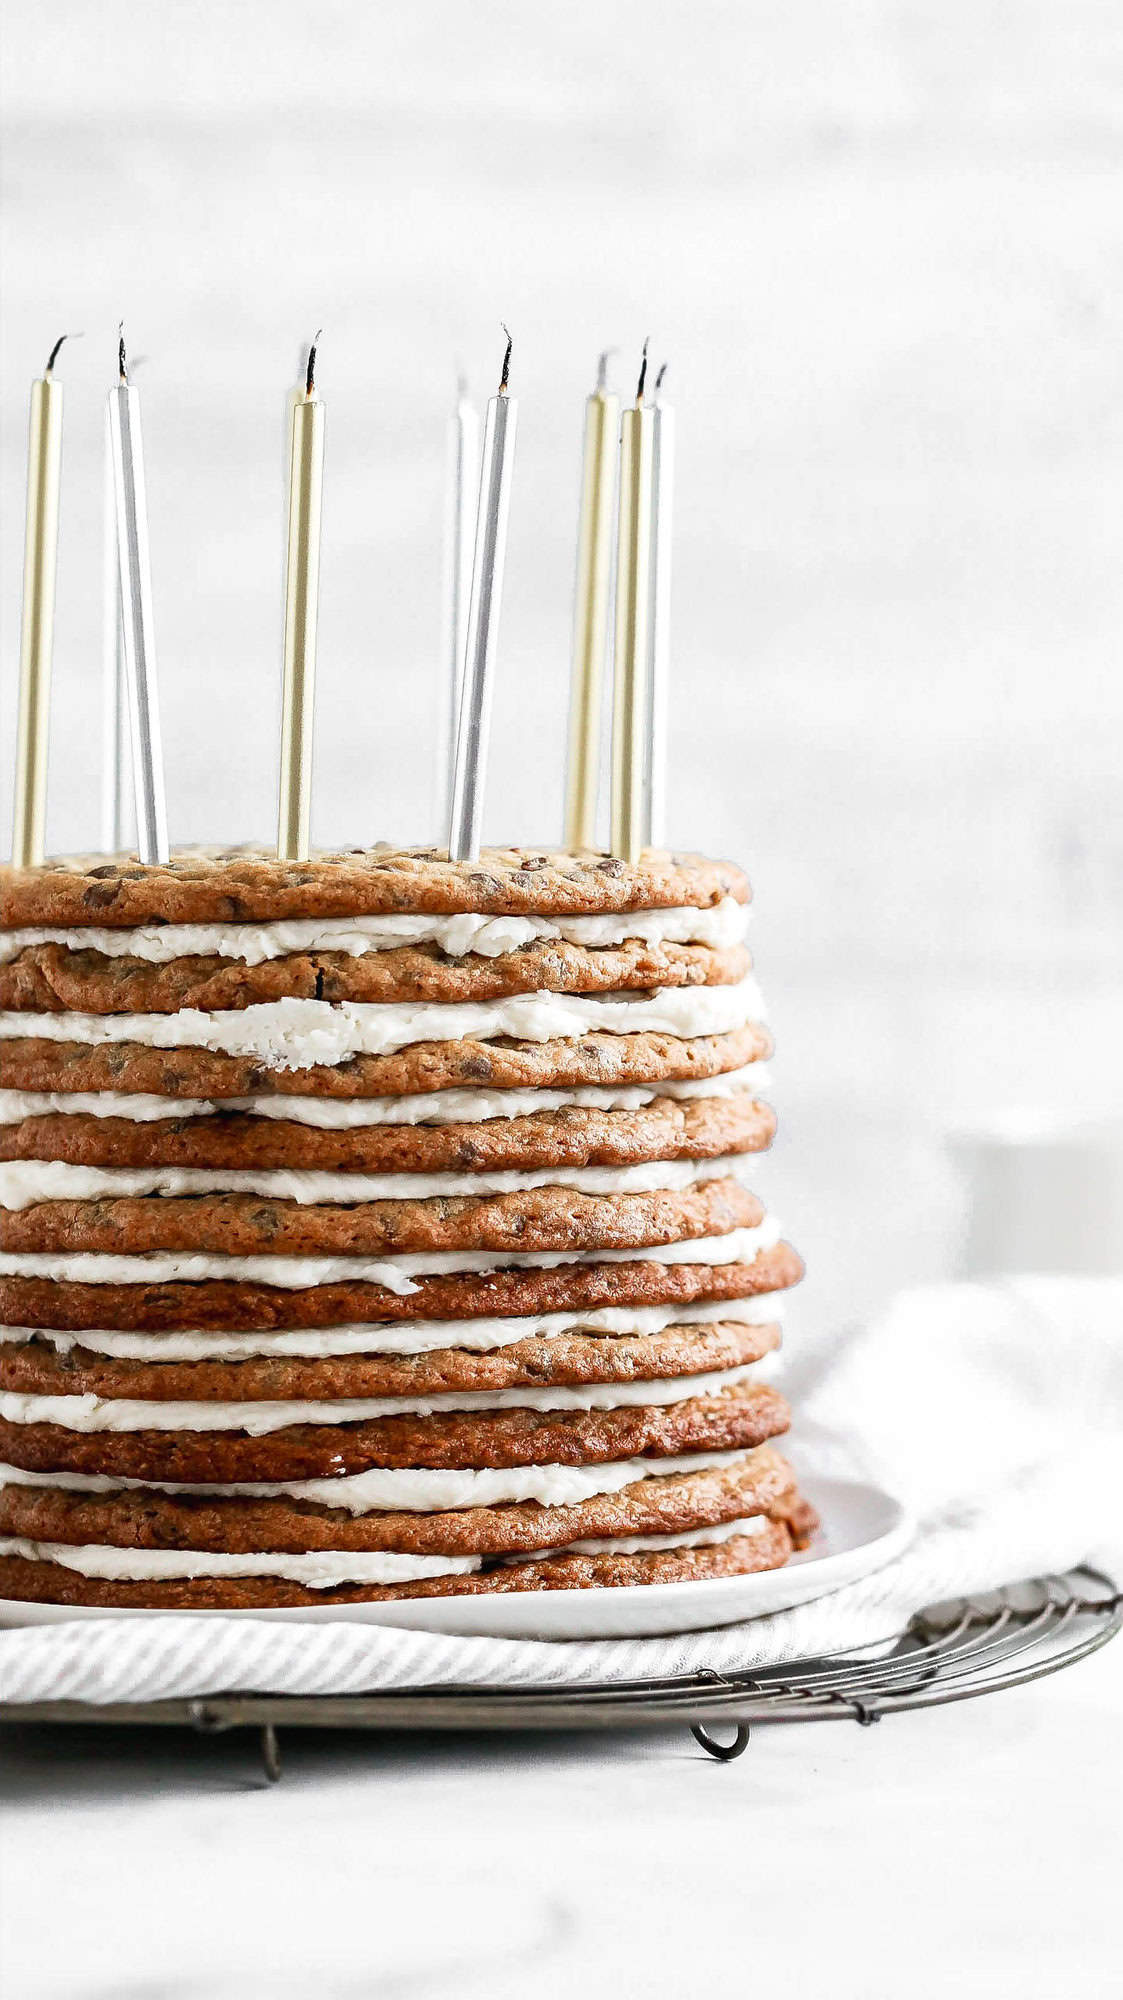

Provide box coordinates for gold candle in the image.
[278,335,326,863]
[610,343,654,864]
[564,351,618,851]
[12,336,69,868]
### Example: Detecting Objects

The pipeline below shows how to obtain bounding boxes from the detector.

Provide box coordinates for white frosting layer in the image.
[0,898,749,966]
[0,1513,767,1587]
[511,1514,768,1561]
[0,1153,754,1212]
[0,1294,784,1361]
[0,1216,781,1293]
[0,1535,478,1586]
[0,978,764,1070]
[0,1359,762,1431]
[0,1445,754,1512]
[0,1064,770,1129]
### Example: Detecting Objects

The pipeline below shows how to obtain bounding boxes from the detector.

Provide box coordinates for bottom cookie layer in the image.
[0,1510,815,1605]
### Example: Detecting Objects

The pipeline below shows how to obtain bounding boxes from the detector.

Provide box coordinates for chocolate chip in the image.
[81,883,122,910]
[596,858,624,875]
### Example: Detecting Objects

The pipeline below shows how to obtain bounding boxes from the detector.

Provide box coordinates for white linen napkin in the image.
[1,1275,1119,1704]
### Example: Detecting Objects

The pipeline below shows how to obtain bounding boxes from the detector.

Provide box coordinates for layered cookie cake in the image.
[0,845,814,1608]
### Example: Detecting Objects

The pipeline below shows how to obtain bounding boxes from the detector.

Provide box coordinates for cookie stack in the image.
[0,845,813,1608]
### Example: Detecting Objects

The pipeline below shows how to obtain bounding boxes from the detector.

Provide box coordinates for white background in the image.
[3,1,1122,1325]
[0,10,1120,1994]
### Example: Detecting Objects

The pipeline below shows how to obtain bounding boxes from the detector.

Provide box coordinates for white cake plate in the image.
[0,1474,913,1642]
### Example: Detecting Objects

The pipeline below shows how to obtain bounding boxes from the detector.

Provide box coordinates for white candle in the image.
[447,329,519,864]
[643,361,674,849]
[437,376,480,832]
[281,341,307,585]
[107,329,169,866]
[100,407,131,854]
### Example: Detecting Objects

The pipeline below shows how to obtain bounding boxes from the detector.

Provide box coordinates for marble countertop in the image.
[0,1639,1118,1999]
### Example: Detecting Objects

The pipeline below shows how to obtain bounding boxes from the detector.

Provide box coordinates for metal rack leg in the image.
[690,1723,750,1761]
[260,1724,282,1784]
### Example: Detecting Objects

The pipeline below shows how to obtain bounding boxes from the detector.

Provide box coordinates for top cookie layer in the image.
[0,845,750,930]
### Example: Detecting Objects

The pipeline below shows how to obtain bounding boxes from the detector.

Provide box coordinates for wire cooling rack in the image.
[2,1565,1118,1779]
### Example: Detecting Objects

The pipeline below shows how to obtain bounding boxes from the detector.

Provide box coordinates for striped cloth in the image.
[1,1275,1118,1702]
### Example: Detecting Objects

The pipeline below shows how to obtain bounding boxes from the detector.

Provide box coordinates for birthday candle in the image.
[643,361,674,849]
[100,405,130,853]
[277,335,326,862]
[108,329,169,866]
[564,350,618,852]
[610,341,654,864]
[438,375,480,832]
[447,328,518,865]
[12,336,69,867]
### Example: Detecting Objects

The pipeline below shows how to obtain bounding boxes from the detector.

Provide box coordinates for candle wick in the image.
[635,336,650,407]
[596,347,617,394]
[305,330,323,398]
[498,324,513,396]
[654,361,668,398]
[45,332,80,377]
[118,324,128,386]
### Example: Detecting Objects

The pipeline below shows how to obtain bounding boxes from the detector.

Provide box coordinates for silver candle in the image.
[642,362,674,849]
[447,329,518,864]
[108,330,169,865]
[610,341,654,864]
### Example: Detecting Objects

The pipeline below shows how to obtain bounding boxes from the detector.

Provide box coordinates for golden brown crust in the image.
[0,938,749,1015]
[0,1444,803,1555]
[0,845,750,930]
[0,1241,803,1332]
[0,1025,770,1102]
[0,1521,797,1606]
[0,1177,762,1258]
[0,1381,791,1480]
[0,1318,781,1401]
[0,1093,774,1174]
